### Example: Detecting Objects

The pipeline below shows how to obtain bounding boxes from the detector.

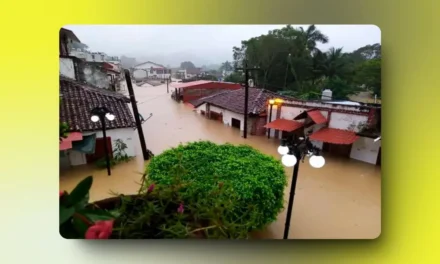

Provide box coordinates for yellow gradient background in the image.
[1,0,439,263]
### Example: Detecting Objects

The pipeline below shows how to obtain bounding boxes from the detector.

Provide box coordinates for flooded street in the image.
[60,81,381,239]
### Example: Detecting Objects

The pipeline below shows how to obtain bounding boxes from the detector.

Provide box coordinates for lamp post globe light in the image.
[267,98,285,139]
[278,135,326,239]
[91,106,115,176]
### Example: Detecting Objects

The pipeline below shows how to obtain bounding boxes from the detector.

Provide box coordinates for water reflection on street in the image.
[60,82,381,239]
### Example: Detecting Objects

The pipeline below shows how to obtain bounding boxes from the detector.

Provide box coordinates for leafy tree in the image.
[323,77,361,100]
[224,72,243,83]
[354,58,381,96]
[231,25,381,100]
[219,61,233,72]
[180,61,196,69]
[321,47,351,80]
[298,24,329,54]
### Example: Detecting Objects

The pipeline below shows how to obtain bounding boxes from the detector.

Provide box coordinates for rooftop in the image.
[171,80,213,89]
[134,61,165,68]
[60,77,135,132]
[191,88,290,115]
[60,28,81,43]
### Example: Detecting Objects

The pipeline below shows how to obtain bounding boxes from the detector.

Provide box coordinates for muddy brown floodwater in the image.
[60,82,381,239]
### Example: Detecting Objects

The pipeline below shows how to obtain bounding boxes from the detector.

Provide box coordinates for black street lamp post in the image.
[91,106,115,176]
[277,135,326,239]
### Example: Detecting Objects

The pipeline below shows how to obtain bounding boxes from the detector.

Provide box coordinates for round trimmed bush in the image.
[146,141,287,231]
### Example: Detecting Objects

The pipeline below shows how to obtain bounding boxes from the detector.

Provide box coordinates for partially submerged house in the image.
[59,28,137,169]
[264,92,381,165]
[189,86,381,165]
[171,80,241,102]
[59,77,136,169]
[175,68,202,79]
[190,88,285,136]
[133,61,171,81]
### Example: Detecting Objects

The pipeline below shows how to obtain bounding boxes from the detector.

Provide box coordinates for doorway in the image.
[86,137,113,163]
[231,118,241,129]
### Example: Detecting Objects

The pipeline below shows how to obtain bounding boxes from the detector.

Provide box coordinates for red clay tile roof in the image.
[60,77,135,132]
[309,128,359,144]
[307,110,327,125]
[264,119,304,132]
[192,88,288,115]
[189,90,231,107]
[172,80,213,89]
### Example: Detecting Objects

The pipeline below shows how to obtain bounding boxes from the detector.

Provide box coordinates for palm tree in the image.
[322,47,349,80]
[298,25,329,54]
[220,61,233,71]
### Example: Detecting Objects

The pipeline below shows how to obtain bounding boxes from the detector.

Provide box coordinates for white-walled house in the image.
[133,61,170,80]
[59,77,137,170]
[69,49,121,64]
[188,84,381,165]
[65,128,136,166]
[265,92,381,165]
[60,28,136,170]
[190,88,282,137]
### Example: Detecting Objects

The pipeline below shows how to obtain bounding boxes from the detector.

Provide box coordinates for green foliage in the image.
[219,61,233,72]
[323,77,362,100]
[224,72,243,83]
[146,141,287,231]
[95,139,132,169]
[232,24,381,100]
[59,98,69,141]
[113,170,252,239]
[180,61,196,69]
[59,122,69,141]
[59,176,115,239]
[354,58,381,96]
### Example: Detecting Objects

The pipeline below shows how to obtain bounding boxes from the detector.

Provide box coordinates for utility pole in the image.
[166,77,169,94]
[236,60,260,139]
[124,69,150,160]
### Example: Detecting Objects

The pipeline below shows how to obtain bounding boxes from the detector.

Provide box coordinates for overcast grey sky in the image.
[65,25,381,67]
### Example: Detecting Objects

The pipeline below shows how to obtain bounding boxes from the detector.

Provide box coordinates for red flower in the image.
[177,203,184,214]
[59,191,64,197]
[85,220,114,239]
[147,184,155,193]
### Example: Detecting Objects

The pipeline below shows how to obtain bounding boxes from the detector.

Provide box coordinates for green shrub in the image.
[146,141,287,230]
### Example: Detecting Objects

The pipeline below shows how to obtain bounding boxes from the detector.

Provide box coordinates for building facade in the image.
[191,87,282,137]
[133,61,171,80]
[59,78,136,169]
[188,85,381,165]
[171,80,241,102]
[265,96,381,165]
[59,28,136,170]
